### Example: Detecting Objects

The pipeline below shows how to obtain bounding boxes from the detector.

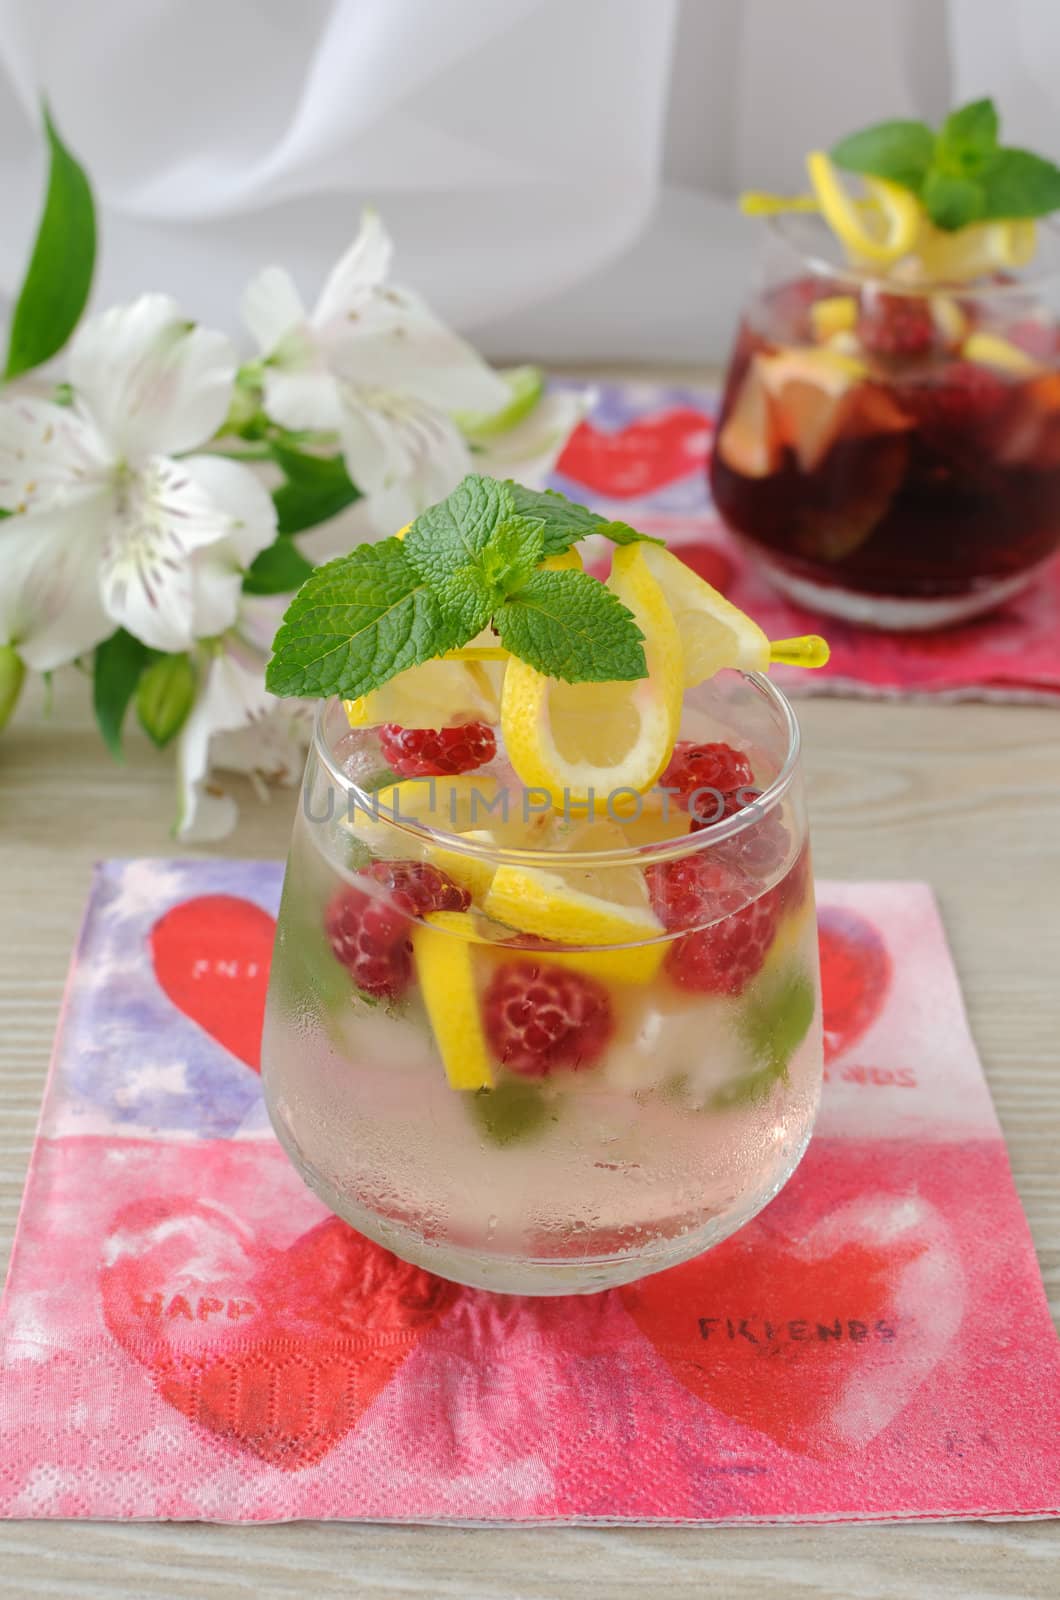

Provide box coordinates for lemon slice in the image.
[500,544,683,809]
[345,772,505,858]
[632,543,770,686]
[961,331,1039,377]
[413,912,494,1090]
[806,151,919,266]
[343,656,499,730]
[483,818,663,949]
[912,218,1037,283]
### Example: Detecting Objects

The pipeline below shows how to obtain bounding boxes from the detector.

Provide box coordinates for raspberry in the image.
[483,961,613,1077]
[646,854,748,932]
[325,888,413,1000]
[362,859,470,916]
[901,361,1008,433]
[379,721,496,777]
[660,741,754,823]
[857,291,935,358]
[646,854,779,995]
[666,892,780,996]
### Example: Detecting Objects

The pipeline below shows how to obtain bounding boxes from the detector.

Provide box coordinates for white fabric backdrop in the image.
[1,0,1058,363]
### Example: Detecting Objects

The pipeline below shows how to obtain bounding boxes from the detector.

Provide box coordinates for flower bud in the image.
[0,645,26,731]
[136,652,197,747]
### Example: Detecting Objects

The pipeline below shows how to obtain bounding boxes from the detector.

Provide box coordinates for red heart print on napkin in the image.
[101,1200,457,1469]
[150,895,275,1071]
[621,1190,962,1458]
[817,906,893,1063]
[557,409,712,497]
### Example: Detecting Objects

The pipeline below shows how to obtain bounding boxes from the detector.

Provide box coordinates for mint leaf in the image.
[496,568,646,683]
[507,484,606,556]
[979,147,1060,220]
[405,474,513,579]
[831,118,935,192]
[243,538,315,595]
[597,520,666,548]
[479,515,545,596]
[5,106,96,380]
[938,99,998,173]
[470,1078,554,1146]
[93,628,149,759]
[266,538,462,698]
[404,475,513,634]
[136,653,197,748]
[922,169,985,231]
[271,445,360,535]
[715,967,815,1110]
[429,566,494,637]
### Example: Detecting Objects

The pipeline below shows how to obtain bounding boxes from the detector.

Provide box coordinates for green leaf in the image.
[479,515,545,597]
[454,365,544,441]
[938,98,998,173]
[429,567,494,638]
[714,967,815,1110]
[496,567,646,683]
[978,147,1060,220]
[136,653,197,748]
[0,645,26,731]
[93,628,150,759]
[404,474,512,577]
[830,118,935,192]
[922,168,985,231]
[271,445,361,535]
[5,106,96,380]
[506,483,605,557]
[243,538,316,596]
[596,519,666,548]
[469,1078,554,1146]
[265,538,463,699]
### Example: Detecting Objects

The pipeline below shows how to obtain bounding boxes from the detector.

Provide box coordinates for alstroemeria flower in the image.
[0,295,276,663]
[241,210,513,529]
[176,596,312,842]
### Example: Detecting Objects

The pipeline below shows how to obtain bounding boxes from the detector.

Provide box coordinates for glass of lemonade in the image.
[710,213,1060,629]
[261,671,822,1296]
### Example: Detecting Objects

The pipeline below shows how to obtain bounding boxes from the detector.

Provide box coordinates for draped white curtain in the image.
[1,0,1058,362]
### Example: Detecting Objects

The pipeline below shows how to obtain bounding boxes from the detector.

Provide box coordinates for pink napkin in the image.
[550,382,1060,702]
[0,860,1057,1523]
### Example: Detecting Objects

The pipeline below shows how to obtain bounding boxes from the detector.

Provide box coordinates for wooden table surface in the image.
[2,641,1059,1597]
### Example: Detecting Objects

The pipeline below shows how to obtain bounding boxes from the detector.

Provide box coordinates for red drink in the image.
[710,237,1060,628]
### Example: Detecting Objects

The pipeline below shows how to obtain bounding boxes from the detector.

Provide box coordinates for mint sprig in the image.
[266,473,652,699]
[266,540,460,698]
[831,97,1060,232]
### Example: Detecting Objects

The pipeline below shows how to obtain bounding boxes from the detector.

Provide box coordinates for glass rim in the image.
[764,211,1060,297]
[311,672,802,870]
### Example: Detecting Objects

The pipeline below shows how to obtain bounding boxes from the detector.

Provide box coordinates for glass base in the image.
[752,555,1038,631]
[267,1099,816,1296]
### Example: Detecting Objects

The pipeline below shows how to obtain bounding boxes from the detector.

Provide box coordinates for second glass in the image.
[710,214,1060,629]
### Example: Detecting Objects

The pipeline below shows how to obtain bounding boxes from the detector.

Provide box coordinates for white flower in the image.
[242,210,514,531]
[176,596,312,842]
[469,387,593,487]
[0,295,276,665]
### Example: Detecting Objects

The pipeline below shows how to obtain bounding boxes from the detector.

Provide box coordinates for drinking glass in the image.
[710,214,1060,629]
[261,674,822,1295]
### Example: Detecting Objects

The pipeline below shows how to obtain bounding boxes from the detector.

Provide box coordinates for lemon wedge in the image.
[343,656,499,730]
[500,544,683,810]
[911,218,1037,283]
[810,295,859,340]
[631,543,770,686]
[413,912,494,1090]
[961,331,1039,377]
[483,819,663,949]
[806,151,920,266]
[345,772,505,859]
